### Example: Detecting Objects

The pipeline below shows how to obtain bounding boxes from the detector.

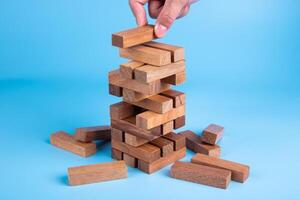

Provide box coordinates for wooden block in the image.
[110,101,136,120]
[174,115,185,129]
[120,60,144,79]
[163,132,186,151]
[111,140,160,163]
[112,25,156,48]
[50,131,96,157]
[123,153,137,168]
[125,94,173,114]
[170,161,231,189]
[161,120,174,135]
[150,137,174,157]
[138,147,186,174]
[74,125,111,142]
[111,128,124,142]
[123,86,171,102]
[143,41,185,62]
[120,45,171,66]
[134,60,185,83]
[68,161,127,186]
[136,105,185,130]
[160,90,185,108]
[179,130,220,158]
[202,124,224,145]
[191,154,250,183]
[125,132,148,147]
[109,84,123,97]
[111,148,123,160]
[162,71,186,85]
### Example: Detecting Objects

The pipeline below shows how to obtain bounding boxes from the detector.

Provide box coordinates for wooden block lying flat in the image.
[162,71,186,85]
[191,154,250,183]
[111,148,123,160]
[50,131,96,157]
[134,60,185,83]
[138,147,186,174]
[110,101,136,120]
[123,85,171,102]
[170,161,231,189]
[125,132,148,147]
[123,153,137,168]
[160,90,185,108]
[109,84,123,97]
[111,140,160,163]
[120,60,144,79]
[112,25,156,48]
[148,120,174,136]
[111,128,124,142]
[68,161,127,186]
[136,105,185,130]
[202,124,224,145]
[150,137,174,157]
[163,132,186,151]
[143,41,185,62]
[179,130,220,158]
[74,126,111,142]
[120,45,171,66]
[174,115,185,129]
[125,94,173,114]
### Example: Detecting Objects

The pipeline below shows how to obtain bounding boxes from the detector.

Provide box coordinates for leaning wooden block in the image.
[112,25,156,48]
[74,125,111,142]
[120,60,144,79]
[179,130,220,158]
[68,161,127,186]
[50,131,96,157]
[120,45,171,66]
[191,154,250,183]
[109,84,123,97]
[170,161,231,189]
[202,124,224,145]
[150,137,174,157]
[162,71,186,85]
[160,89,185,108]
[174,115,185,129]
[125,132,148,147]
[138,148,186,174]
[163,132,186,151]
[111,148,123,160]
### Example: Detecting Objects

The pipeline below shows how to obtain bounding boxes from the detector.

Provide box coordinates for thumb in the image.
[155,0,188,37]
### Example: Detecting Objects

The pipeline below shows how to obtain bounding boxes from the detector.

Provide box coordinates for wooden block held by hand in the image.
[202,124,224,145]
[74,126,111,142]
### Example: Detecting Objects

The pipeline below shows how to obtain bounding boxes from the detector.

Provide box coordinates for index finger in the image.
[129,0,149,26]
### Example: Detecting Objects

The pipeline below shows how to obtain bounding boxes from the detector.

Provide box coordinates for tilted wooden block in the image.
[120,45,171,66]
[123,85,171,102]
[111,148,123,160]
[110,101,136,120]
[123,153,137,168]
[170,161,231,189]
[120,60,144,79]
[191,154,250,183]
[50,131,96,157]
[150,137,174,157]
[112,25,156,48]
[163,132,186,151]
[138,147,186,174]
[125,132,148,147]
[160,89,185,108]
[74,125,111,142]
[68,161,127,186]
[143,41,185,62]
[174,115,185,129]
[136,105,185,130]
[202,124,224,145]
[134,60,185,83]
[109,84,123,97]
[111,128,124,142]
[162,71,186,85]
[179,130,220,158]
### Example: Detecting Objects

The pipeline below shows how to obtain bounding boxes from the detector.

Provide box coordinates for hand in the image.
[129,0,198,38]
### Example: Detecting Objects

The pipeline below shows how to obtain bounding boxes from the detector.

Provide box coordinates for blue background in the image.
[1,0,300,199]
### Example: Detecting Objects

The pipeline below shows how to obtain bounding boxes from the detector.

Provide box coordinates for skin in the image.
[129,0,199,38]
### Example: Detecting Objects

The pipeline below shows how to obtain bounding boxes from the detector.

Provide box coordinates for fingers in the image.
[148,0,164,19]
[129,0,149,26]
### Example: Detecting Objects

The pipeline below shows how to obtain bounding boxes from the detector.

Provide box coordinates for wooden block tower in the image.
[109,25,187,174]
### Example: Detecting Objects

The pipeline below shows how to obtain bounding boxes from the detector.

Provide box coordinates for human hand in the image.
[129,0,199,38]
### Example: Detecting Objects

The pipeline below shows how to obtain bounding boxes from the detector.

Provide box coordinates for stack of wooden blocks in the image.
[109,25,187,173]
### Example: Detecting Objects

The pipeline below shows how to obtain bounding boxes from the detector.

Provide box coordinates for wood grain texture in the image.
[174,115,185,129]
[163,132,186,151]
[111,128,124,142]
[120,60,144,79]
[123,85,171,102]
[191,153,250,183]
[111,140,160,163]
[120,45,171,66]
[160,89,185,108]
[138,147,186,174]
[123,153,137,168]
[111,148,123,160]
[110,101,136,120]
[136,105,185,130]
[74,126,111,142]
[109,84,123,97]
[112,25,156,48]
[150,137,174,157]
[125,132,148,147]
[143,41,184,62]
[162,71,186,85]
[68,161,127,186]
[179,130,221,158]
[50,131,96,157]
[202,124,224,145]
[170,161,231,189]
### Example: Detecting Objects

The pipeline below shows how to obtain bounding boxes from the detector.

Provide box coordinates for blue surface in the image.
[1,0,300,199]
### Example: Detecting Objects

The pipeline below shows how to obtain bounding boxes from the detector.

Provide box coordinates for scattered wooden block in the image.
[120,45,171,66]
[111,128,124,142]
[138,147,186,174]
[191,154,250,183]
[202,124,224,145]
[109,84,123,97]
[150,137,174,157]
[143,41,185,62]
[123,85,171,102]
[74,125,111,142]
[170,161,231,189]
[160,90,185,108]
[134,60,185,83]
[110,101,136,120]
[112,25,156,48]
[174,115,185,129]
[50,131,96,157]
[68,161,127,186]
[136,105,185,130]
[125,132,148,147]
[163,132,186,151]
[162,71,186,85]
[111,148,123,160]
[179,130,220,158]
[123,153,137,168]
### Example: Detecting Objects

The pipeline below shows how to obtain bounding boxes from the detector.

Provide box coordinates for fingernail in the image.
[155,23,168,38]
